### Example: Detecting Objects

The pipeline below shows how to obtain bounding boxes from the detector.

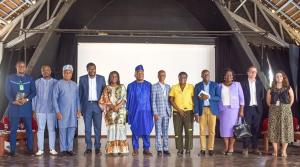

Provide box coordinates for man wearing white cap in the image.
[52,64,81,156]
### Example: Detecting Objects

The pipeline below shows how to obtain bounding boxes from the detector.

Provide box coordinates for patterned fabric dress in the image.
[268,87,294,143]
[99,84,129,155]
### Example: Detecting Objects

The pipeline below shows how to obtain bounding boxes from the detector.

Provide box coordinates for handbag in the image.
[233,118,252,139]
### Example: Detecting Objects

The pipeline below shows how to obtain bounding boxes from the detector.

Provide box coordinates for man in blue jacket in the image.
[79,62,106,155]
[194,70,221,156]
[5,61,36,156]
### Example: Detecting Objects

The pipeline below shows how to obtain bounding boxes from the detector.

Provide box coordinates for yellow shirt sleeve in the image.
[169,86,175,97]
[191,85,194,96]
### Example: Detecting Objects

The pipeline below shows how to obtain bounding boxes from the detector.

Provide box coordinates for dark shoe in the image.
[143,150,153,156]
[208,150,214,156]
[60,151,68,156]
[185,150,191,155]
[132,150,138,156]
[8,152,16,157]
[198,150,206,156]
[26,150,35,156]
[84,149,92,155]
[95,149,102,155]
[67,151,76,156]
[177,150,184,156]
[157,151,162,156]
[163,151,171,156]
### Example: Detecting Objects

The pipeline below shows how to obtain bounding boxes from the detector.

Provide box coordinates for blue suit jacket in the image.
[5,74,36,117]
[79,74,106,113]
[193,81,221,116]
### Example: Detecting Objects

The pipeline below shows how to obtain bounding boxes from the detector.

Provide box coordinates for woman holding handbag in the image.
[266,71,294,157]
[218,68,245,156]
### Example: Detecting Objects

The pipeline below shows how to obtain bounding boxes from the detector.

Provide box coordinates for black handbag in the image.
[233,118,252,139]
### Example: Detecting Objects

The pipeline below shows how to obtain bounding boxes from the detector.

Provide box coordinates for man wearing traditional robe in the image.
[52,65,81,156]
[127,65,154,156]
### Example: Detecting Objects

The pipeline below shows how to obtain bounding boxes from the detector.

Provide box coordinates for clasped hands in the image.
[13,98,28,105]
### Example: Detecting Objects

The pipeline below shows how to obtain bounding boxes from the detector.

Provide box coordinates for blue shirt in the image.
[5,74,36,117]
[203,82,210,106]
[32,78,57,113]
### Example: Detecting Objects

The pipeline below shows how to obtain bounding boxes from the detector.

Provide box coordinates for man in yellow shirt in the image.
[169,72,194,156]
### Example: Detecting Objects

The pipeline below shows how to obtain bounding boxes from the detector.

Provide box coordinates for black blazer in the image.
[241,79,264,113]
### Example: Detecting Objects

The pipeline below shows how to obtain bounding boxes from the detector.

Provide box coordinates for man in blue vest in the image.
[5,61,36,156]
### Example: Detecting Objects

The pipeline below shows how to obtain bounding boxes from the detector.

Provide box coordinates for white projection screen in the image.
[77,42,215,136]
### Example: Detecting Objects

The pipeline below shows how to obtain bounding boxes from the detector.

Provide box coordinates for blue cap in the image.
[135,65,144,71]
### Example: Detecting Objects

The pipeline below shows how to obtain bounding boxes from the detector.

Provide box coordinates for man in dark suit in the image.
[241,66,264,156]
[79,62,106,155]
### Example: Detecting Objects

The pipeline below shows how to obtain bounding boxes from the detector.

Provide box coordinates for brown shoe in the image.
[132,150,139,156]
[143,150,153,156]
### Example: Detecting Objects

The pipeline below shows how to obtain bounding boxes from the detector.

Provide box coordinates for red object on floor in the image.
[1,116,38,131]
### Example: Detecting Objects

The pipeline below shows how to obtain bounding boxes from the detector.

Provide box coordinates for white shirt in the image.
[159,82,167,97]
[221,84,230,106]
[88,76,98,101]
[248,79,257,106]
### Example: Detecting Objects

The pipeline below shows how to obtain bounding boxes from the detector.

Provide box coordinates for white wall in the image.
[77,43,215,136]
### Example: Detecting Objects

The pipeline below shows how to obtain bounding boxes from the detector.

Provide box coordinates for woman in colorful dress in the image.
[99,71,129,156]
[266,71,294,157]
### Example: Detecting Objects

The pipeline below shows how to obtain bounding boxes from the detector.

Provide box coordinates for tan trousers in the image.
[199,107,216,150]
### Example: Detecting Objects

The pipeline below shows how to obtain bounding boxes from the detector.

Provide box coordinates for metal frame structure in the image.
[262,0,300,29]
[223,0,300,46]
[0,0,65,48]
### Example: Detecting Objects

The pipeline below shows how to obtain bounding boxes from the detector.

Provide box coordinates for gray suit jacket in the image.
[151,82,172,117]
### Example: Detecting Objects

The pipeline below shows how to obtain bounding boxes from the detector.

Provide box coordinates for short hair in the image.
[41,64,51,70]
[201,69,210,75]
[222,68,234,77]
[178,71,188,77]
[15,60,25,66]
[158,70,166,75]
[108,71,120,85]
[247,65,257,71]
[86,62,96,69]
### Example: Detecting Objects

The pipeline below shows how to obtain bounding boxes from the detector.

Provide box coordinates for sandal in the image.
[227,151,233,156]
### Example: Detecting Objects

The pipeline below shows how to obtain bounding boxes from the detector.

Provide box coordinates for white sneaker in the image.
[35,150,44,156]
[49,149,58,155]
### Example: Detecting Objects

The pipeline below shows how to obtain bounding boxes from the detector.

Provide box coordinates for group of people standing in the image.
[4,61,295,158]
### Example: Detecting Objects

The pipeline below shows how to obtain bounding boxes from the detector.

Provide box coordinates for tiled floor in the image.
[0,137,300,167]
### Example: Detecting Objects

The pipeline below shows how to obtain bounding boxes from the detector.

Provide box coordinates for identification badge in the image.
[276,100,280,106]
[19,84,24,91]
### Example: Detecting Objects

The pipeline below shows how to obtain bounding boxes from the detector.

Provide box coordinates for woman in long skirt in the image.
[99,71,129,156]
[266,71,294,157]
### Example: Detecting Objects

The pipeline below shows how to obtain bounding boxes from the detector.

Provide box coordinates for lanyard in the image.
[19,81,24,91]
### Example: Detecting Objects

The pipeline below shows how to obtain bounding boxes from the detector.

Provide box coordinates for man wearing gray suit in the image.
[151,70,172,156]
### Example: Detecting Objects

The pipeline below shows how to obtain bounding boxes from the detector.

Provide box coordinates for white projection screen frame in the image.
[77,42,215,136]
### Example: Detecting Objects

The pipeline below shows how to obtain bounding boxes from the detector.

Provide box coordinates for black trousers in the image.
[243,106,262,149]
